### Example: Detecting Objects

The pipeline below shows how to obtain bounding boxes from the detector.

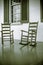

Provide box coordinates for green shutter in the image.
[4,0,9,23]
[40,0,43,22]
[21,0,28,23]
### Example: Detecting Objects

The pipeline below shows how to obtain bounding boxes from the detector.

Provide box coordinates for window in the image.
[11,0,29,23]
[40,0,43,22]
[11,0,21,23]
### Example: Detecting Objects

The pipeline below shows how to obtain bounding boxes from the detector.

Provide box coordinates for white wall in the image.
[0,0,4,36]
[0,0,43,42]
[11,23,29,40]
[0,0,4,23]
[29,0,40,22]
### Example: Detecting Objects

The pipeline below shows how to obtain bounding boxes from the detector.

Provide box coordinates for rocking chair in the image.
[19,22,38,46]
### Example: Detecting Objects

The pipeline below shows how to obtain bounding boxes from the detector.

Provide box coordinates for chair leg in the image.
[2,34,4,45]
[10,35,14,44]
[30,42,36,47]
[2,38,3,45]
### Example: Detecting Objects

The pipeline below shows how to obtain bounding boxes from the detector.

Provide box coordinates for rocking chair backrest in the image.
[28,22,38,43]
[1,23,11,44]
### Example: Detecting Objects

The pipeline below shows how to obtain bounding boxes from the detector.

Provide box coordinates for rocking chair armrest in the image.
[11,30,14,33]
[0,31,2,32]
[21,30,28,33]
[31,30,36,33]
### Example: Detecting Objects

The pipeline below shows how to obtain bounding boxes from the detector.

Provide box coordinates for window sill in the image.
[11,22,22,25]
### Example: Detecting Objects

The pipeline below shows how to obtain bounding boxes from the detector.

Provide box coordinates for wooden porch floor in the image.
[0,39,43,65]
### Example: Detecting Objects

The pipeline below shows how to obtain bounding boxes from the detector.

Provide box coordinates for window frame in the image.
[10,0,29,24]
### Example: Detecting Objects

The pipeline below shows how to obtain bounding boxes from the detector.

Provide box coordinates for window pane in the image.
[12,2,21,22]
